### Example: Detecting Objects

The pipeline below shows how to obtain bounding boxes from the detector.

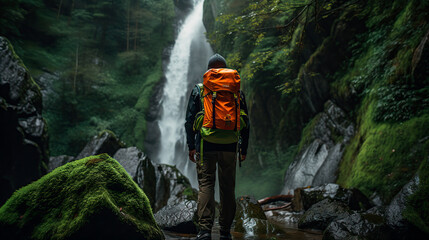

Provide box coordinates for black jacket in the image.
[184,84,250,155]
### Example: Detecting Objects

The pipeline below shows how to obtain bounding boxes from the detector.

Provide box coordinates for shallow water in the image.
[163,219,323,240]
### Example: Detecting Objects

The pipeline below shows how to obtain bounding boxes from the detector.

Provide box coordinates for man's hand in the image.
[189,149,196,163]
[241,155,246,162]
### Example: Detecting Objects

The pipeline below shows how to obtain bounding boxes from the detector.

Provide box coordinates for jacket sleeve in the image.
[240,91,250,155]
[185,85,201,151]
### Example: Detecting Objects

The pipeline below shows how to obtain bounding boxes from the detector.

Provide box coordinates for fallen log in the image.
[262,202,292,212]
[258,194,293,205]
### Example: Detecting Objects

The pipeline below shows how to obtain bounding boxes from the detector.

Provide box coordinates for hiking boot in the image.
[195,230,211,240]
[220,230,232,240]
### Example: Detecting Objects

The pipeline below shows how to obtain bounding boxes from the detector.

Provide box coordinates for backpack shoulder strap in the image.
[196,83,203,96]
[196,83,204,111]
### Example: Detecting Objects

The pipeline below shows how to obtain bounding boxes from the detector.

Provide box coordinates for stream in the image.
[163,220,322,240]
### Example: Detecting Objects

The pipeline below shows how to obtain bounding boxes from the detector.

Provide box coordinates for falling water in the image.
[157,0,213,187]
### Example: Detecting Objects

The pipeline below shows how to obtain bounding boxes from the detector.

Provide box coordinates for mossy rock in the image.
[0,154,164,240]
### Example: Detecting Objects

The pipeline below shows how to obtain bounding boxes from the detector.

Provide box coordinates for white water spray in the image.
[157,0,213,187]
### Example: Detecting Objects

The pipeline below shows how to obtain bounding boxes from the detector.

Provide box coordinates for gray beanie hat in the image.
[207,53,227,69]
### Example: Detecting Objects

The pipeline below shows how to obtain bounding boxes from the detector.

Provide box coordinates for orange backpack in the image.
[193,68,242,146]
[203,68,241,131]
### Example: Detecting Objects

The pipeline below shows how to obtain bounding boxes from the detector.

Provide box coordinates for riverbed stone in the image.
[234,196,282,236]
[293,184,371,211]
[154,164,197,212]
[323,207,393,240]
[298,198,351,230]
[154,200,197,234]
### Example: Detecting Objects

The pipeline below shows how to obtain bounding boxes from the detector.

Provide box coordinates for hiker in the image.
[185,53,250,240]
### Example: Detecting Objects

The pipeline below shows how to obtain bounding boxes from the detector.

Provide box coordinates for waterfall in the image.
[157,0,213,187]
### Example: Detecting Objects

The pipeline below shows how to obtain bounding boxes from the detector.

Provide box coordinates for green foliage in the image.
[0,154,163,240]
[337,96,429,202]
[332,0,429,210]
[374,85,428,122]
[0,0,176,155]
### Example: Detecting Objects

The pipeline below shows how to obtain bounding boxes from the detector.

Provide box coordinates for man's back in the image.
[184,53,250,240]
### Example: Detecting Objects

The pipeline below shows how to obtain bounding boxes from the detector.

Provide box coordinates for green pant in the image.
[196,151,237,232]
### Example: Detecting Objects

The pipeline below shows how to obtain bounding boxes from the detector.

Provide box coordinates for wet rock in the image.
[48,155,74,172]
[293,184,371,211]
[152,164,198,233]
[236,196,267,220]
[385,175,419,230]
[323,207,394,240]
[383,175,427,239]
[76,130,125,160]
[369,192,383,207]
[265,209,303,225]
[282,101,354,195]
[322,177,428,240]
[154,164,197,212]
[0,36,49,206]
[234,196,282,236]
[154,200,197,234]
[298,198,351,230]
[0,154,165,240]
[113,147,156,208]
[114,147,147,179]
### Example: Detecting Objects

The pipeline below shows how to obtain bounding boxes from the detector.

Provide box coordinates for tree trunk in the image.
[68,0,75,24]
[127,0,130,51]
[134,2,138,51]
[73,44,79,93]
[258,194,293,205]
[57,0,63,19]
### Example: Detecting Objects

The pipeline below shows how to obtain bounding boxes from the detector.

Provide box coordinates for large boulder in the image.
[0,154,164,240]
[323,207,393,240]
[292,184,371,211]
[152,164,198,234]
[76,130,125,160]
[298,198,351,230]
[323,176,428,240]
[0,36,49,206]
[154,164,196,211]
[114,147,156,208]
[234,196,281,237]
[154,200,197,234]
[282,101,355,195]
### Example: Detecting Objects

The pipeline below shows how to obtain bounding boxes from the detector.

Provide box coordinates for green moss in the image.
[0,154,164,240]
[333,0,429,204]
[297,115,321,152]
[337,95,429,202]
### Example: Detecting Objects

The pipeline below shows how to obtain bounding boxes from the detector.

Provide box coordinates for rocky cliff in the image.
[0,37,49,206]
